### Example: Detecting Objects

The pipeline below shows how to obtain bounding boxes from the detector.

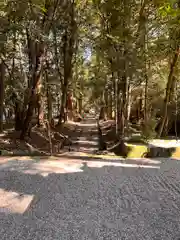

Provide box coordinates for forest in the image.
[0,0,180,156]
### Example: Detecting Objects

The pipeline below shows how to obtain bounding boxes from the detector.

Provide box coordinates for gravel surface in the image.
[0,118,180,239]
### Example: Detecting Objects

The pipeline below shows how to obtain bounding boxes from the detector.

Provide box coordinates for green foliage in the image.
[142,118,158,140]
[158,1,179,17]
[1,0,180,140]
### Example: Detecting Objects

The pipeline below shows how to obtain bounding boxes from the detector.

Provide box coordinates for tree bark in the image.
[127,87,132,122]
[20,2,58,138]
[158,46,179,137]
[115,76,119,135]
[20,42,44,139]
[3,107,7,123]
[0,61,5,133]
[119,47,128,137]
[78,94,82,114]
[144,72,148,125]
[59,85,68,124]
[125,80,131,134]
[58,3,76,125]
[67,93,74,121]
[45,61,53,124]
[107,83,113,119]
[104,86,108,119]
[46,86,52,124]
[14,100,24,131]
[37,74,44,126]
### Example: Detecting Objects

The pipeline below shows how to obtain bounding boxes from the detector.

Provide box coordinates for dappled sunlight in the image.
[61,152,161,165]
[0,159,84,177]
[149,139,180,148]
[77,146,97,153]
[85,161,160,169]
[76,136,99,141]
[0,188,34,214]
[124,158,161,165]
[0,158,160,178]
[75,121,97,127]
[26,161,84,176]
[72,139,98,146]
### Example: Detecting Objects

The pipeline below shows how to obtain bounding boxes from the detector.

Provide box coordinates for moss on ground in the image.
[171,147,180,159]
[83,144,180,159]
[126,144,148,158]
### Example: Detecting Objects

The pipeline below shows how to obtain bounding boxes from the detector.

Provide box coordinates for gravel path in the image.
[1,118,180,239]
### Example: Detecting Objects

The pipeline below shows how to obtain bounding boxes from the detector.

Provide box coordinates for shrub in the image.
[142,118,157,140]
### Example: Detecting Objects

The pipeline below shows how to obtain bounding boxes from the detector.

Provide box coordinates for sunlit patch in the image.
[79,147,97,152]
[126,144,148,158]
[172,147,180,159]
[85,161,160,169]
[124,158,160,165]
[149,139,180,148]
[78,136,99,141]
[0,189,34,214]
[0,160,83,177]
[23,161,84,176]
[73,152,160,164]
[75,122,97,127]
[73,140,98,146]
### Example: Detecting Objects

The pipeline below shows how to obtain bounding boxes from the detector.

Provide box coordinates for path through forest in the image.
[65,115,99,153]
[1,117,180,239]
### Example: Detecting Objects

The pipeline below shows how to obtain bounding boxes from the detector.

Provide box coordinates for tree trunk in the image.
[143,20,149,126]
[67,93,74,121]
[37,75,44,126]
[20,42,44,139]
[14,101,24,131]
[121,78,127,137]
[99,106,106,120]
[20,2,59,138]
[58,3,76,125]
[115,77,119,135]
[144,72,148,125]
[119,0,129,138]
[120,48,128,138]
[37,97,44,126]
[104,87,108,119]
[107,84,113,119]
[158,46,179,137]
[47,87,52,123]
[3,107,7,123]
[0,61,5,133]
[125,82,131,134]
[127,93,131,123]
[78,95,82,114]
[45,65,52,123]
[59,86,68,124]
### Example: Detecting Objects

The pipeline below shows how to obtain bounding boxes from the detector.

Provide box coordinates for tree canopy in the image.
[0,0,180,141]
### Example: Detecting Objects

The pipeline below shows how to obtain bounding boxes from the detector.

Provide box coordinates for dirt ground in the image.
[0,121,78,156]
